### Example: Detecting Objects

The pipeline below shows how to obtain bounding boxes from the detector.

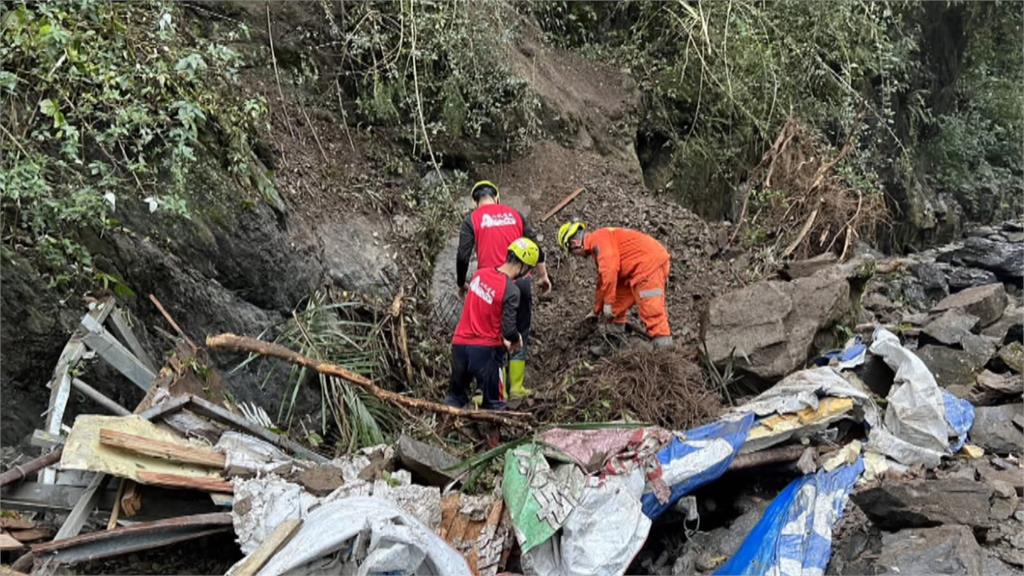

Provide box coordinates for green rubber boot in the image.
[507,359,532,399]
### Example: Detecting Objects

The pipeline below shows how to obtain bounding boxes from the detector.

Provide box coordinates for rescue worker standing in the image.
[457,181,551,399]
[557,222,673,347]
[447,238,540,410]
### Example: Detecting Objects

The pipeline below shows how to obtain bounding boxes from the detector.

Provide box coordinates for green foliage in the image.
[332,1,540,151]
[0,0,267,285]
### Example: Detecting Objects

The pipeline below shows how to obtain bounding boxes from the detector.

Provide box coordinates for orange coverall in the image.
[583,227,671,338]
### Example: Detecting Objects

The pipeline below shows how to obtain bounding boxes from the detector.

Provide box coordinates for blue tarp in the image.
[942,390,975,452]
[641,413,754,519]
[715,459,864,576]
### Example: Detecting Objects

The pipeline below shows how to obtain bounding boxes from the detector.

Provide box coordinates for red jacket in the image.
[453,268,521,347]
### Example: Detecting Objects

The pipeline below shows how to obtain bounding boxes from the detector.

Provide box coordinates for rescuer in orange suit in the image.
[557,221,673,347]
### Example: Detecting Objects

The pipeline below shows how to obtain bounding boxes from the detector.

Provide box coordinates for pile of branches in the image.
[732,118,889,268]
[542,347,723,431]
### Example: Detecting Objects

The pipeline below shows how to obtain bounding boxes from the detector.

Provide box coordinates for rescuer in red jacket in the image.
[456,181,551,399]
[557,221,673,347]
[446,238,541,410]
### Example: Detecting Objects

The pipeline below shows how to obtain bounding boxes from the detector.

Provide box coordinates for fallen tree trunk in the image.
[207,333,533,429]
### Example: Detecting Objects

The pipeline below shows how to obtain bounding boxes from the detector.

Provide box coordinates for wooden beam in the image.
[32,513,232,555]
[107,307,157,372]
[186,395,329,464]
[229,519,302,576]
[71,378,130,416]
[99,429,225,469]
[136,471,233,494]
[81,315,156,391]
[206,334,534,429]
[542,187,585,222]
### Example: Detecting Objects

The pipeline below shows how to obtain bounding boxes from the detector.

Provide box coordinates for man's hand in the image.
[535,273,552,296]
[505,334,523,354]
[457,284,468,298]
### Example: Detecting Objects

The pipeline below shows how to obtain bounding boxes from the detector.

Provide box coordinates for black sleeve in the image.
[501,278,521,342]
[521,212,545,263]
[456,214,475,288]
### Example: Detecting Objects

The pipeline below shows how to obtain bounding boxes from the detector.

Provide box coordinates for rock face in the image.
[703,275,850,380]
[917,345,989,389]
[875,525,984,576]
[938,236,1024,280]
[944,266,1000,292]
[971,404,1024,455]
[932,283,1008,328]
[851,478,994,530]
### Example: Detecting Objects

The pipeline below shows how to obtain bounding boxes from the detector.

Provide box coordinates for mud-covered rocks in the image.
[971,404,1024,455]
[851,478,994,530]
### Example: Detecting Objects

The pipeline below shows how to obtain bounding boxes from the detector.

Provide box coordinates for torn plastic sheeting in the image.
[216,431,292,477]
[641,413,754,520]
[815,337,867,370]
[869,328,970,467]
[252,496,471,576]
[735,367,872,418]
[744,397,855,454]
[503,444,586,555]
[715,459,864,576]
[537,427,667,473]
[522,469,650,576]
[942,390,974,452]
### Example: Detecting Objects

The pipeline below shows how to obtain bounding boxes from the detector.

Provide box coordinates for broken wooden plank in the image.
[186,395,328,464]
[542,187,585,222]
[10,527,54,543]
[53,473,109,541]
[148,294,195,348]
[136,471,233,494]
[81,314,156,391]
[0,518,34,531]
[71,378,130,416]
[136,395,190,421]
[99,429,225,469]
[107,307,157,372]
[0,532,25,551]
[229,519,302,576]
[41,298,115,484]
[0,449,63,487]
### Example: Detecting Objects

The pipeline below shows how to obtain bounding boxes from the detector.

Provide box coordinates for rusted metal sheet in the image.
[32,513,232,565]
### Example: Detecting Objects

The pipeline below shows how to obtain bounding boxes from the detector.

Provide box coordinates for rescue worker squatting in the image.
[447,238,541,411]
[456,180,551,399]
[558,221,673,348]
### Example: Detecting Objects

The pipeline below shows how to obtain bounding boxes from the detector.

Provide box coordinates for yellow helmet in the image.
[470,180,500,203]
[557,221,586,250]
[508,237,540,267]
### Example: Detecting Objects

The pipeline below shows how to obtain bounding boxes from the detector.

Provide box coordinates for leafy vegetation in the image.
[0,0,268,286]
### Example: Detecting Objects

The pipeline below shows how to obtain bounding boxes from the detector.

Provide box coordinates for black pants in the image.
[447,345,507,410]
[513,277,532,358]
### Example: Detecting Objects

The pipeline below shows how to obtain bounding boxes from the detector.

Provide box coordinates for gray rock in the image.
[932,283,1008,328]
[917,345,987,389]
[977,370,1024,396]
[982,552,1023,576]
[396,434,460,487]
[946,266,1000,292]
[971,404,1024,455]
[923,309,980,345]
[783,252,838,279]
[319,216,398,297]
[912,262,951,300]
[976,459,1024,496]
[999,342,1024,373]
[938,236,1024,280]
[703,275,850,379]
[983,306,1024,344]
[970,226,999,238]
[852,478,994,530]
[875,525,984,576]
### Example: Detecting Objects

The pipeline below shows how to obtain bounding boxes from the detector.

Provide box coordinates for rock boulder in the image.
[971,404,1024,455]
[938,236,1024,280]
[851,478,994,530]
[875,525,984,576]
[703,275,850,380]
[932,283,1008,328]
